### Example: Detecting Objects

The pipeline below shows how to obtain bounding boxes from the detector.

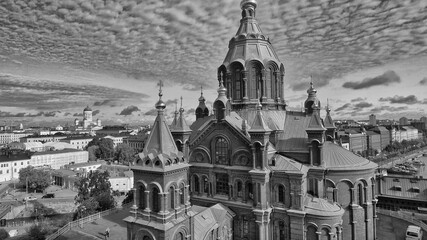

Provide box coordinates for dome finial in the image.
[155,80,166,110]
[307,76,317,94]
[179,96,184,113]
[240,0,257,10]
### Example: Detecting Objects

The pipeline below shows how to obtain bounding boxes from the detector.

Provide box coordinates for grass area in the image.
[57,230,99,240]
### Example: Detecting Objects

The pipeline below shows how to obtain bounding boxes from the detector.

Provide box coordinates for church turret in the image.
[195,86,209,120]
[213,80,231,121]
[306,103,326,166]
[304,81,321,115]
[125,82,192,240]
[171,97,192,157]
[324,100,336,141]
[219,0,285,111]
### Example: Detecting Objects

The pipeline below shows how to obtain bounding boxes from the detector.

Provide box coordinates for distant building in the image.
[0,132,33,145]
[399,117,409,126]
[60,136,94,150]
[74,106,102,130]
[0,150,31,182]
[30,149,88,169]
[366,131,381,154]
[369,114,377,126]
[123,134,146,152]
[103,135,124,148]
[373,126,391,150]
[20,135,68,143]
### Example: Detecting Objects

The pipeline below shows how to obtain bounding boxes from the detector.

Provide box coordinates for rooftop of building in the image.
[32,148,85,156]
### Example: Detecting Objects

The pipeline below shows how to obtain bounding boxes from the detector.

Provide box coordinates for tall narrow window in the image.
[279,221,285,240]
[180,183,185,205]
[237,181,243,198]
[234,69,242,100]
[358,183,364,205]
[216,173,229,195]
[194,175,200,193]
[255,143,263,169]
[278,185,285,203]
[139,186,145,210]
[215,137,228,165]
[312,141,321,166]
[265,68,271,98]
[247,182,253,200]
[169,186,175,210]
[203,176,209,194]
[308,178,318,197]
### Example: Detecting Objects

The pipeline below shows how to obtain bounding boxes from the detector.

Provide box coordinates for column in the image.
[261,69,267,101]
[144,190,151,212]
[159,193,166,213]
[280,71,284,102]
[226,72,232,99]
[242,70,248,101]
[175,189,180,209]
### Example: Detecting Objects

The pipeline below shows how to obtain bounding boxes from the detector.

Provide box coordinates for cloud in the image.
[420,78,427,85]
[379,95,420,104]
[335,103,351,112]
[342,71,401,90]
[73,113,83,117]
[119,105,140,115]
[144,109,158,116]
[92,110,100,116]
[94,100,114,106]
[351,97,366,102]
[354,102,373,109]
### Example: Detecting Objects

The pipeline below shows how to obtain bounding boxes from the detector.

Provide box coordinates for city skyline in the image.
[1,0,427,125]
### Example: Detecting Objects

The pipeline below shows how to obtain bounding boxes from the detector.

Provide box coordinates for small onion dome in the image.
[240,0,257,9]
[84,106,92,111]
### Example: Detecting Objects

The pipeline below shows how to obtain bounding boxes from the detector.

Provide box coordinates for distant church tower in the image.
[83,106,93,129]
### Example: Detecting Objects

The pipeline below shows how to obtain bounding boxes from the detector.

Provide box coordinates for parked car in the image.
[24,196,37,201]
[42,193,55,199]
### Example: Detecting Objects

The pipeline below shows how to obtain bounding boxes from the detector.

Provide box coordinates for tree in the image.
[115,144,136,165]
[99,138,114,159]
[18,166,51,193]
[87,145,100,161]
[74,170,116,216]
[21,224,49,240]
[0,228,9,240]
[122,190,134,205]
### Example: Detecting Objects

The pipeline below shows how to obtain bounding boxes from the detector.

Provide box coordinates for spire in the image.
[143,81,178,155]
[304,79,321,114]
[324,99,335,130]
[170,100,179,130]
[172,97,191,133]
[249,98,271,132]
[196,86,209,119]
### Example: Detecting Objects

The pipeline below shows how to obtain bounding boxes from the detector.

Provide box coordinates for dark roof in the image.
[276,111,311,152]
[269,154,308,174]
[143,109,178,156]
[303,195,344,217]
[32,149,84,156]
[237,109,286,131]
[0,153,30,162]
[321,142,377,170]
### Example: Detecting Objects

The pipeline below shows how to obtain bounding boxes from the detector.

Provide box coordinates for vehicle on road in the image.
[42,193,55,199]
[24,196,37,201]
[406,225,423,240]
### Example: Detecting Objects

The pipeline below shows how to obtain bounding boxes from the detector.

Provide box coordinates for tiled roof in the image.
[323,111,335,129]
[380,175,427,200]
[249,108,271,132]
[237,109,286,131]
[303,195,344,217]
[306,111,326,131]
[322,142,377,170]
[269,154,308,174]
[143,109,178,156]
[276,111,311,152]
[193,203,235,240]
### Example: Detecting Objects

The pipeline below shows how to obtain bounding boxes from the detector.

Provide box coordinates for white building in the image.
[60,136,94,150]
[103,135,124,148]
[30,149,88,169]
[0,152,31,182]
[0,133,33,145]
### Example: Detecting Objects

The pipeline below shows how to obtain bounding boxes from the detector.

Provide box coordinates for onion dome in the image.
[304,80,321,114]
[196,87,209,120]
[83,106,92,111]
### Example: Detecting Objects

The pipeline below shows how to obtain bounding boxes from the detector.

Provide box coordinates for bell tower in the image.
[218,0,285,111]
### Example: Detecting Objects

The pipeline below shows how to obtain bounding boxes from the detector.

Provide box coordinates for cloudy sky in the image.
[1,0,427,126]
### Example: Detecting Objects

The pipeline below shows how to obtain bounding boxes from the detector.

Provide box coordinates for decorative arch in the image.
[311,140,321,166]
[234,178,244,198]
[231,149,252,166]
[151,186,160,213]
[325,179,336,202]
[191,174,200,193]
[306,223,318,240]
[336,180,354,207]
[135,229,156,240]
[190,146,211,164]
[264,61,278,99]
[201,174,210,195]
[136,183,146,210]
[214,100,226,120]
[148,182,163,194]
[170,225,189,240]
[175,139,183,152]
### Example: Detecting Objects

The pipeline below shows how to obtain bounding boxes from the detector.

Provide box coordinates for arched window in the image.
[180,183,185,205]
[175,232,184,240]
[358,183,364,205]
[278,185,285,203]
[214,100,225,120]
[152,187,160,213]
[215,137,228,165]
[175,140,183,152]
[246,182,253,200]
[233,67,243,100]
[203,176,209,194]
[312,141,321,166]
[138,185,145,210]
[143,236,151,240]
[194,175,200,193]
[254,142,263,169]
[279,221,285,240]
[249,64,261,99]
[237,181,243,198]
[306,226,317,240]
[308,178,318,197]
[321,228,330,240]
[169,186,175,210]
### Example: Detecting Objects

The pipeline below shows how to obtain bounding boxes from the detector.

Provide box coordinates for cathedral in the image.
[73,106,102,130]
[124,1,378,239]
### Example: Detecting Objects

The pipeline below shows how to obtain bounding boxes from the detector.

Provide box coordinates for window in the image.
[216,173,229,195]
[278,185,285,203]
[152,188,160,212]
[194,175,200,193]
[237,181,243,198]
[169,186,175,209]
[203,176,209,194]
[21,162,23,165]
[358,183,364,205]
[14,163,16,166]
[180,183,185,205]
[242,216,249,236]
[215,137,228,165]
[308,178,318,197]
[255,143,263,169]
[174,232,184,240]
[138,186,146,210]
